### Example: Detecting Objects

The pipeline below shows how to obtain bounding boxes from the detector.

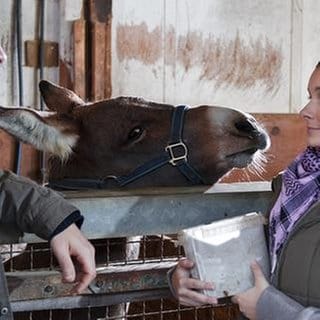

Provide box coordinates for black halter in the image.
[48,105,207,190]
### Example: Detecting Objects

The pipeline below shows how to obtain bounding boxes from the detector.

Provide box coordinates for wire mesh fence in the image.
[1,235,241,320]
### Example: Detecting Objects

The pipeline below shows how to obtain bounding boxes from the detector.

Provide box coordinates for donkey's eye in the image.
[128,126,144,141]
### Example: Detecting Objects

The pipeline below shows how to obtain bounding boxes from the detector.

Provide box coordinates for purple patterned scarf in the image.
[269,147,320,272]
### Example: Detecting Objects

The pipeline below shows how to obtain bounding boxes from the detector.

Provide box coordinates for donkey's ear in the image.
[0,106,79,159]
[39,80,85,113]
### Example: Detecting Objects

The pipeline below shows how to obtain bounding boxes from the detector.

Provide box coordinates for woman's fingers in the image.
[250,261,269,290]
[172,258,218,307]
[176,279,217,305]
[179,288,218,305]
[177,258,194,269]
[184,278,214,291]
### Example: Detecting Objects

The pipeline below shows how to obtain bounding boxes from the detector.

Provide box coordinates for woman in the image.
[169,62,320,319]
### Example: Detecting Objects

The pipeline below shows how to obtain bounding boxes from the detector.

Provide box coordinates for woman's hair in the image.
[317,61,320,68]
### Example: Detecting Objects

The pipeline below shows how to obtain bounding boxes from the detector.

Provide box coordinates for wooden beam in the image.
[88,0,112,100]
[91,21,106,100]
[0,131,40,181]
[104,10,112,98]
[73,19,87,99]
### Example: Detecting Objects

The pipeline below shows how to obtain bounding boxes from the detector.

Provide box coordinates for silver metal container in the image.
[179,212,270,298]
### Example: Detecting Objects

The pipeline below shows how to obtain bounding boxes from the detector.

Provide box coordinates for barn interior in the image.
[0,0,317,319]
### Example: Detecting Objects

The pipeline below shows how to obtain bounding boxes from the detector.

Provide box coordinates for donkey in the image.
[0,80,269,317]
[0,80,269,188]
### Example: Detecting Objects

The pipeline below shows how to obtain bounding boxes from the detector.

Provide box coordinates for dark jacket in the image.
[0,170,82,241]
[257,175,320,320]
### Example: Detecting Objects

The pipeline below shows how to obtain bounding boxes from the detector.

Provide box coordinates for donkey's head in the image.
[0,81,269,188]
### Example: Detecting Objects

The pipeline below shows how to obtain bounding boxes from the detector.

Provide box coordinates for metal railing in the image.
[0,182,272,319]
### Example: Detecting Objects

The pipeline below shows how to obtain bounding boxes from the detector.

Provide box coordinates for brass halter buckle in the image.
[165,141,188,166]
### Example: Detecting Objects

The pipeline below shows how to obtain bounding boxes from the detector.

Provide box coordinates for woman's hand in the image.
[171,258,218,306]
[232,261,269,319]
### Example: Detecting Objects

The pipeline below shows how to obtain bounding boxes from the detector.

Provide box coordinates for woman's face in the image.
[0,46,6,64]
[300,67,320,147]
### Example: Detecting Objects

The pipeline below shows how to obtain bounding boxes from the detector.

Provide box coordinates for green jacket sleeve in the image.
[257,286,320,320]
[0,170,80,240]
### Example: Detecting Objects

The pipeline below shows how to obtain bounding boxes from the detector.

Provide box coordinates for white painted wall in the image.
[0,0,82,108]
[1,0,319,114]
[0,0,58,107]
[112,0,320,113]
[0,1,13,105]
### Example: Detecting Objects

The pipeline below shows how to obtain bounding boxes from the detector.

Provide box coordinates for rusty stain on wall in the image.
[116,23,282,92]
[117,22,162,65]
[164,25,176,67]
[198,32,282,92]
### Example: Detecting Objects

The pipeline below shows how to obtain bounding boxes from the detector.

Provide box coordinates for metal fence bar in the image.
[0,259,13,319]
[11,289,172,312]
[1,183,272,244]
[8,261,176,303]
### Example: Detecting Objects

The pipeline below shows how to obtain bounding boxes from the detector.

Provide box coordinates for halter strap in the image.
[48,105,207,190]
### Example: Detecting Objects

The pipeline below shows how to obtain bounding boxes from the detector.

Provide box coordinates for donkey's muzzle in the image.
[235,118,270,151]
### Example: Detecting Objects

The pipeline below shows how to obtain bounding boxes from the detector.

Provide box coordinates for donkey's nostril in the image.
[235,119,257,134]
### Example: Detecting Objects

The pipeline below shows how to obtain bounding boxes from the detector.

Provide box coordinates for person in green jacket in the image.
[0,46,96,294]
[169,62,320,320]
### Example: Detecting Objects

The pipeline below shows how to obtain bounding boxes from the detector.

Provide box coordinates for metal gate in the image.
[0,184,271,320]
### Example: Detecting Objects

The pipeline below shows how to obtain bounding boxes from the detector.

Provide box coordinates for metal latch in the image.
[0,257,13,319]
[165,141,188,166]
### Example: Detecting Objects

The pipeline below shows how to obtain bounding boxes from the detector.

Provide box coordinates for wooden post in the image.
[91,21,106,100]
[73,19,87,100]
[89,0,112,100]
[104,10,112,98]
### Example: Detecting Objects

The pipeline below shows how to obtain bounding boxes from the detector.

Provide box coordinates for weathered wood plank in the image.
[0,130,16,172]
[91,21,106,100]
[89,0,112,100]
[73,19,87,99]
[0,131,40,180]
[104,9,112,98]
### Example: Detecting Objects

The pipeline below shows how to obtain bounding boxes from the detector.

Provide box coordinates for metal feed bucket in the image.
[179,212,270,298]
